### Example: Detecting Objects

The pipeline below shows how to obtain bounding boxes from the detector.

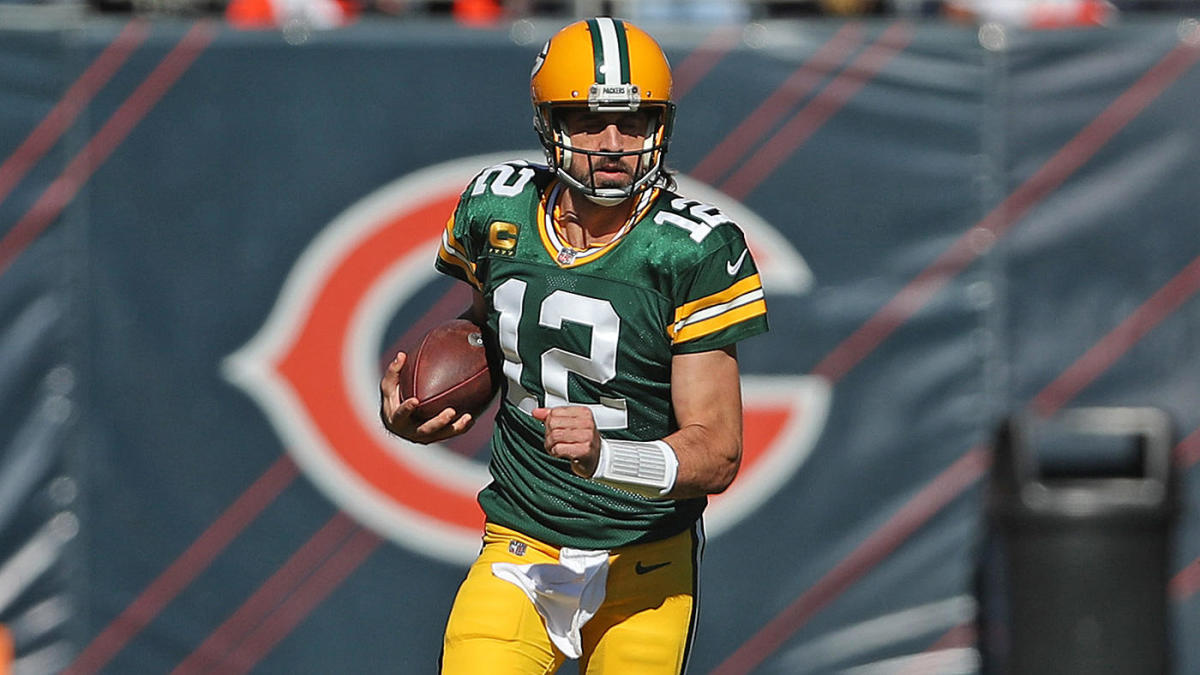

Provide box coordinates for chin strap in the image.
[583,193,629,207]
[592,438,679,499]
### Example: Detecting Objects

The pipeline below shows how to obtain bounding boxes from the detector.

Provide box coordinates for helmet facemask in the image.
[534,99,674,206]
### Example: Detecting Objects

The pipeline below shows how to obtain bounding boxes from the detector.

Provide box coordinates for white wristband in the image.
[592,438,679,499]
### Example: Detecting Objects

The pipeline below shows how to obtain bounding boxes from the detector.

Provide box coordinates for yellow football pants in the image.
[441,522,702,674]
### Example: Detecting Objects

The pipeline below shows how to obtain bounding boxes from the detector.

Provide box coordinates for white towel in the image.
[492,547,610,659]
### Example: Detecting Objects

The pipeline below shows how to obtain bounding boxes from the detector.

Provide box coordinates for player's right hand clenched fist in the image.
[532,405,601,478]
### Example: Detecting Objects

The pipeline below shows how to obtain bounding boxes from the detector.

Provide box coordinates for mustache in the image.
[591,159,628,172]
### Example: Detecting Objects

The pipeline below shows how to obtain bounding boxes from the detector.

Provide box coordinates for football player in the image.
[380,17,768,674]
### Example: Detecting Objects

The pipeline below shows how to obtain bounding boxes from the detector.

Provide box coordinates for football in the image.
[399,319,497,424]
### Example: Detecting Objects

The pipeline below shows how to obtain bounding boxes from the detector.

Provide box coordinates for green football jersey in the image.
[435,160,768,550]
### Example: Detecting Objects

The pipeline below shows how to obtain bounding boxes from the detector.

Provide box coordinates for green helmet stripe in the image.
[587,18,605,83]
[587,17,631,85]
[612,19,631,84]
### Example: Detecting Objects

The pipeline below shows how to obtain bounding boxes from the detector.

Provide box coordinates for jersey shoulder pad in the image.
[647,189,768,350]
[646,188,752,263]
[438,161,551,288]
[458,160,553,208]
[450,160,552,241]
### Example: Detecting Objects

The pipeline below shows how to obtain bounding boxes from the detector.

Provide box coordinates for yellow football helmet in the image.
[530,17,675,204]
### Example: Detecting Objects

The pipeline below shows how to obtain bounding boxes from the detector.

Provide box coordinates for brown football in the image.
[399,319,497,424]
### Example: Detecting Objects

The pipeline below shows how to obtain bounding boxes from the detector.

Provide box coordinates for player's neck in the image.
[557,188,635,248]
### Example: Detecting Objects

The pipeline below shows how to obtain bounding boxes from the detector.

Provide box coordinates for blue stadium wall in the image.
[1,14,1199,674]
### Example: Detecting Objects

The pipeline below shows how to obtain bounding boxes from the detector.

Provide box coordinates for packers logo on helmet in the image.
[531,17,676,205]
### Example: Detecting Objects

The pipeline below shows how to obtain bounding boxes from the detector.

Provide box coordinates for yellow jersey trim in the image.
[437,215,481,290]
[537,181,659,268]
[669,274,767,344]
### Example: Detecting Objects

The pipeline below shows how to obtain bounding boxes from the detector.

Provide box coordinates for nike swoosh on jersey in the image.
[726,249,749,276]
[635,560,672,575]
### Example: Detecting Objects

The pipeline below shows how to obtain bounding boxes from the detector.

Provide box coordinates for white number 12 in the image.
[493,279,628,430]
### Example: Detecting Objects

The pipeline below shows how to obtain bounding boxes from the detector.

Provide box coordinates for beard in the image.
[594,173,631,188]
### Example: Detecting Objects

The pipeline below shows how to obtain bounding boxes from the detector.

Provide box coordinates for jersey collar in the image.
[537,180,659,268]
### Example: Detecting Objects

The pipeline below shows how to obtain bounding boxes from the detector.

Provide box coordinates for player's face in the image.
[560,110,653,190]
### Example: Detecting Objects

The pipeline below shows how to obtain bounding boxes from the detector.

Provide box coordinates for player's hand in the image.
[532,405,601,478]
[380,351,475,444]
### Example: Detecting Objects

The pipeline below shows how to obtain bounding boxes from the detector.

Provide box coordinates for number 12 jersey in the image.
[435,161,768,550]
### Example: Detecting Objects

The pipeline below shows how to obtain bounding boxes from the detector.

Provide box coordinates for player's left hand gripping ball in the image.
[397,319,497,424]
